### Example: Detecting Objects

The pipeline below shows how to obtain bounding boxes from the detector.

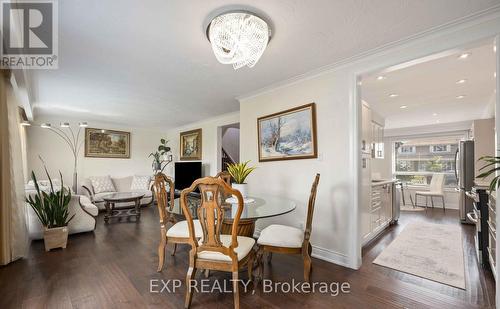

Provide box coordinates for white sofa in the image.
[81,176,154,210]
[26,192,99,240]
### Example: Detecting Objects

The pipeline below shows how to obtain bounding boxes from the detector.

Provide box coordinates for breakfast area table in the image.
[169,195,297,237]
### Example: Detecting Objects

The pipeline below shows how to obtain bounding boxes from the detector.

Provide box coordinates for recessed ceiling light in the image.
[376,76,386,80]
[456,79,467,84]
[456,95,466,99]
[432,113,438,116]
[79,122,88,127]
[60,122,70,128]
[494,45,497,53]
[389,94,399,98]
[458,53,470,59]
[400,105,407,109]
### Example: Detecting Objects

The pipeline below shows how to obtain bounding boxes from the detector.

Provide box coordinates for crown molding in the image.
[236,4,500,102]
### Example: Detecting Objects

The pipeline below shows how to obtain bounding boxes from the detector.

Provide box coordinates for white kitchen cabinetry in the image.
[361,103,372,154]
[362,182,394,245]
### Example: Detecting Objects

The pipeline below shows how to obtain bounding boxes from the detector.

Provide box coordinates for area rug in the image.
[373,222,465,289]
[400,205,425,212]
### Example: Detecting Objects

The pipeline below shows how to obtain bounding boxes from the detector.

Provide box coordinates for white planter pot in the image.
[232,183,248,198]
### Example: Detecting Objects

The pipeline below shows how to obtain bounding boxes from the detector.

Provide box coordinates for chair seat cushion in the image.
[197,235,255,262]
[166,220,202,238]
[416,191,443,196]
[257,224,304,248]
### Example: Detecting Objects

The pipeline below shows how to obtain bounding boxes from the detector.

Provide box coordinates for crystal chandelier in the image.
[207,11,271,70]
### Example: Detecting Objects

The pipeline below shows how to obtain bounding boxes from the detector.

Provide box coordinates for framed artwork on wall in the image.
[257,103,317,162]
[84,128,130,158]
[180,128,202,160]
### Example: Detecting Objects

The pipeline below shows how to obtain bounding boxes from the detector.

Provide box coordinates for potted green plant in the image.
[226,161,257,198]
[478,156,500,191]
[26,168,74,251]
[149,138,171,174]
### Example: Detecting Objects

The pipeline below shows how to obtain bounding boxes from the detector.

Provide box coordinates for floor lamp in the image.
[34,121,88,193]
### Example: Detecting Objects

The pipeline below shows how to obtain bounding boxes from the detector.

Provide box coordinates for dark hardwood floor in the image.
[0,206,495,308]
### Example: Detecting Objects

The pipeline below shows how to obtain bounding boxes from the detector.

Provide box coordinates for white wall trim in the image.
[311,245,351,268]
[237,5,500,102]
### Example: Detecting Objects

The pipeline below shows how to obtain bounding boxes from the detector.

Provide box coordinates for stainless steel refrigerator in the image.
[455,140,475,224]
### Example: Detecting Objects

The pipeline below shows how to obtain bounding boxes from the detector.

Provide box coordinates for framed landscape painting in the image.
[180,128,202,160]
[258,103,317,162]
[85,128,130,158]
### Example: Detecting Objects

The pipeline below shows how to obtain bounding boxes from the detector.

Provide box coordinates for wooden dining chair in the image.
[215,171,232,185]
[151,173,203,272]
[181,177,255,309]
[256,173,320,282]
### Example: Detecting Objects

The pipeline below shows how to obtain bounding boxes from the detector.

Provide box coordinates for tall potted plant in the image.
[478,156,500,191]
[226,161,257,198]
[149,138,172,174]
[26,168,74,251]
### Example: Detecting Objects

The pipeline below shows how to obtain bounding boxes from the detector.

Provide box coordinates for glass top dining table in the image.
[169,195,297,220]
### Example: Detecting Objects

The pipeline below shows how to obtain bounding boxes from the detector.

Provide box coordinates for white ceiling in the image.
[30,0,500,129]
[362,42,497,129]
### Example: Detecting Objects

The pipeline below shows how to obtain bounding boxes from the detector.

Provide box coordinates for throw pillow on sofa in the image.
[130,175,151,191]
[89,176,116,194]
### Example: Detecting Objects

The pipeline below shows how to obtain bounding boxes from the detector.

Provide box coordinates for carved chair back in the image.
[215,171,232,185]
[151,173,175,226]
[181,177,244,261]
[304,174,320,243]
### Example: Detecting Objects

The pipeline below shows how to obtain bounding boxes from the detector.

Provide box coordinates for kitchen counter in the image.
[372,179,397,186]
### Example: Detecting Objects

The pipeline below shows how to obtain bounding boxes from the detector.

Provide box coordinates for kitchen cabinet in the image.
[362,181,394,245]
[361,103,372,154]
[372,122,384,159]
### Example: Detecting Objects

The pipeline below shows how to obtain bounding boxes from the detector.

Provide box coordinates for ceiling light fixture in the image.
[207,11,271,70]
[60,122,70,128]
[456,95,466,99]
[389,94,399,98]
[432,113,438,116]
[41,123,51,128]
[376,76,386,80]
[79,122,88,127]
[400,105,407,109]
[456,79,467,84]
[458,53,470,59]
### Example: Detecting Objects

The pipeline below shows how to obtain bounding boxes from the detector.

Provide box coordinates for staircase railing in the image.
[221,148,235,171]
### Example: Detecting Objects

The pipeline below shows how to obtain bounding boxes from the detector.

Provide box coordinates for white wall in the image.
[240,71,354,267]
[163,112,239,178]
[222,127,240,163]
[27,116,166,192]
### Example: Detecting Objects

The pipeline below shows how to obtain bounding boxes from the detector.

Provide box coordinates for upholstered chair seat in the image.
[166,220,203,238]
[197,235,255,262]
[257,224,304,248]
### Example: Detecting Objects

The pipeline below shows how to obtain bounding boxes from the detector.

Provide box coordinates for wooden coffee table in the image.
[102,192,145,223]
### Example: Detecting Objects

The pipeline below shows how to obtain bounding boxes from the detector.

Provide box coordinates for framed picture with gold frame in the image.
[85,128,130,159]
[180,128,202,160]
[257,103,317,162]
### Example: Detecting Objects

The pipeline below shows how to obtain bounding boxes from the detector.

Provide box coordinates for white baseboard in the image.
[253,228,352,269]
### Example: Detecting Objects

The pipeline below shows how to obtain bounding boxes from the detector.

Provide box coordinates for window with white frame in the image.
[393,135,464,188]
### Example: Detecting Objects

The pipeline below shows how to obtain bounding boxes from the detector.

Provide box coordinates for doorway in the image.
[356,39,498,300]
[219,123,240,172]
